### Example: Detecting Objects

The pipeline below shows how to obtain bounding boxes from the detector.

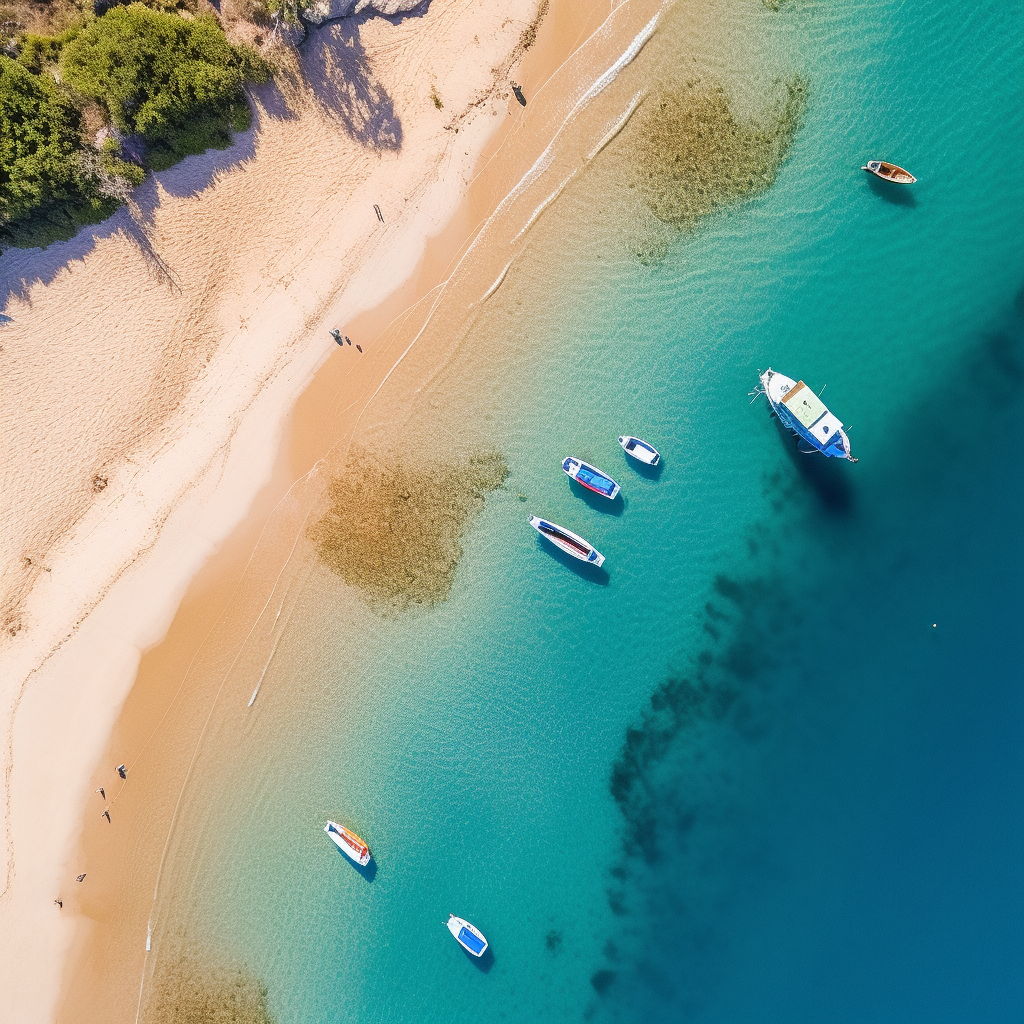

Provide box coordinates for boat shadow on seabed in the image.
[770,414,855,516]
[536,537,611,585]
[568,479,626,516]
[461,945,495,974]
[865,173,918,208]
[622,457,664,482]
[331,846,378,882]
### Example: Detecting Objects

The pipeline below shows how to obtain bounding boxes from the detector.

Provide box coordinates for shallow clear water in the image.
[150,2,1023,1021]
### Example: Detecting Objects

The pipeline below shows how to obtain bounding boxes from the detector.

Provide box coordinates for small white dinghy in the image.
[618,435,660,466]
[529,515,605,567]
[324,821,371,866]
[447,914,488,957]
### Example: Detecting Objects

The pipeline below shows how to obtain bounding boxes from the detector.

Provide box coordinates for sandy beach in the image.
[0,0,665,1019]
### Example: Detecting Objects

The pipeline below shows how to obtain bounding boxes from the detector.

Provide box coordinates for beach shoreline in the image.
[0,0,665,1019]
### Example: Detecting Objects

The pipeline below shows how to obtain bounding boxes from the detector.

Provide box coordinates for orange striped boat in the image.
[324,821,371,866]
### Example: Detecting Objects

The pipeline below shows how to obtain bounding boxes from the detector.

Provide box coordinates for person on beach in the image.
[356,344,362,352]
[76,874,86,882]
[116,764,126,779]
[54,899,62,908]
[102,810,111,823]
[345,336,352,346]
[96,787,105,799]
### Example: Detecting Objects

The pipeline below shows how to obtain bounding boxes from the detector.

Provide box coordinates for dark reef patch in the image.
[631,75,808,232]
[144,953,274,1024]
[309,449,508,613]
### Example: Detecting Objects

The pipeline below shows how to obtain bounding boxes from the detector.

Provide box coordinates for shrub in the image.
[59,5,267,165]
[0,54,86,226]
[16,26,82,74]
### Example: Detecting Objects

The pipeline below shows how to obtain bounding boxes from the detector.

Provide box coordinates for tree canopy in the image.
[0,55,84,226]
[59,5,267,167]
[2,3,268,247]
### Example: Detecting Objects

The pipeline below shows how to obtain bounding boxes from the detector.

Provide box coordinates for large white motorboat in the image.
[446,914,488,957]
[324,821,371,866]
[754,368,857,461]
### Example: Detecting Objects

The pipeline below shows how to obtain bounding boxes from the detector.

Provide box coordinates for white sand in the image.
[0,2,548,1018]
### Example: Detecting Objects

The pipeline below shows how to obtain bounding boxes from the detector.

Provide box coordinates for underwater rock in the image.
[145,954,274,1024]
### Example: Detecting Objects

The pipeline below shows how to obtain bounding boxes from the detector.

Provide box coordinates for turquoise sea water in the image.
[151,2,1023,1021]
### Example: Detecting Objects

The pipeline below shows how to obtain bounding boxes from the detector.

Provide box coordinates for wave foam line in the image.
[575,11,659,114]
[247,630,283,707]
[478,258,516,303]
[586,87,648,164]
[506,12,660,219]
[357,11,661,420]
[512,173,576,245]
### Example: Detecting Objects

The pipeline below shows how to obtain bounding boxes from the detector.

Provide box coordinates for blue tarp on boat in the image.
[458,927,486,954]
[576,465,616,496]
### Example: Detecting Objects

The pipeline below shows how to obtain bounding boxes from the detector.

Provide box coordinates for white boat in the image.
[562,457,620,499]
[529,515,605,567]
[754,368,857,461]
[446,914,488,957]
[618,435,660,466]
[324,820,371,866]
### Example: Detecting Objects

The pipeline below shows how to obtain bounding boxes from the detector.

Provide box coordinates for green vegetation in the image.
[0,55,116,248]
[1,2,267,250]
[60,5,267,169]
[262,0,318,27]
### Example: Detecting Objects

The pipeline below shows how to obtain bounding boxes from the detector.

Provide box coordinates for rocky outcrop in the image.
[303,0,422,26]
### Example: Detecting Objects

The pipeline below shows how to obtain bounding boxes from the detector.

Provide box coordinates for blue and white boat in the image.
[618,435,660,466]
[562,457,620,499]
[447,914,488,957]
[529,515,605,567]
[754,368,857,462]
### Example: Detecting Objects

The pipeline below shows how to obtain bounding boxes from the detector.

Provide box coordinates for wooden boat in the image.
[528,515,605,567]
[618,435,660,466]
[562,457,620,499]
[324,821,371,866]
[862,160,916,184]
[447,914,488,957]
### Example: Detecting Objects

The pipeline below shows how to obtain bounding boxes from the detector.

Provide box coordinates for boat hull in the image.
[562,457,620,499]
[759,368,855,461]
[447,915,488,957]
[862,160,916,184]
[529,515,605,567]
[618,435,660,465]
[324,821,371,866]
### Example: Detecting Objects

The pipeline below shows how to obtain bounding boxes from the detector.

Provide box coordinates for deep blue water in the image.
[150,2,1024,1021]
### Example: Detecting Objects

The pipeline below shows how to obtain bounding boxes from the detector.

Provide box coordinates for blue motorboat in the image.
[562,457,620,499]
[447,914,488,957]
[618,435,660,466]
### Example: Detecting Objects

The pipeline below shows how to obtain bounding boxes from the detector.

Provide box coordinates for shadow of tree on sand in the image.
[0,79,297,312]
[298,7,418,151]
